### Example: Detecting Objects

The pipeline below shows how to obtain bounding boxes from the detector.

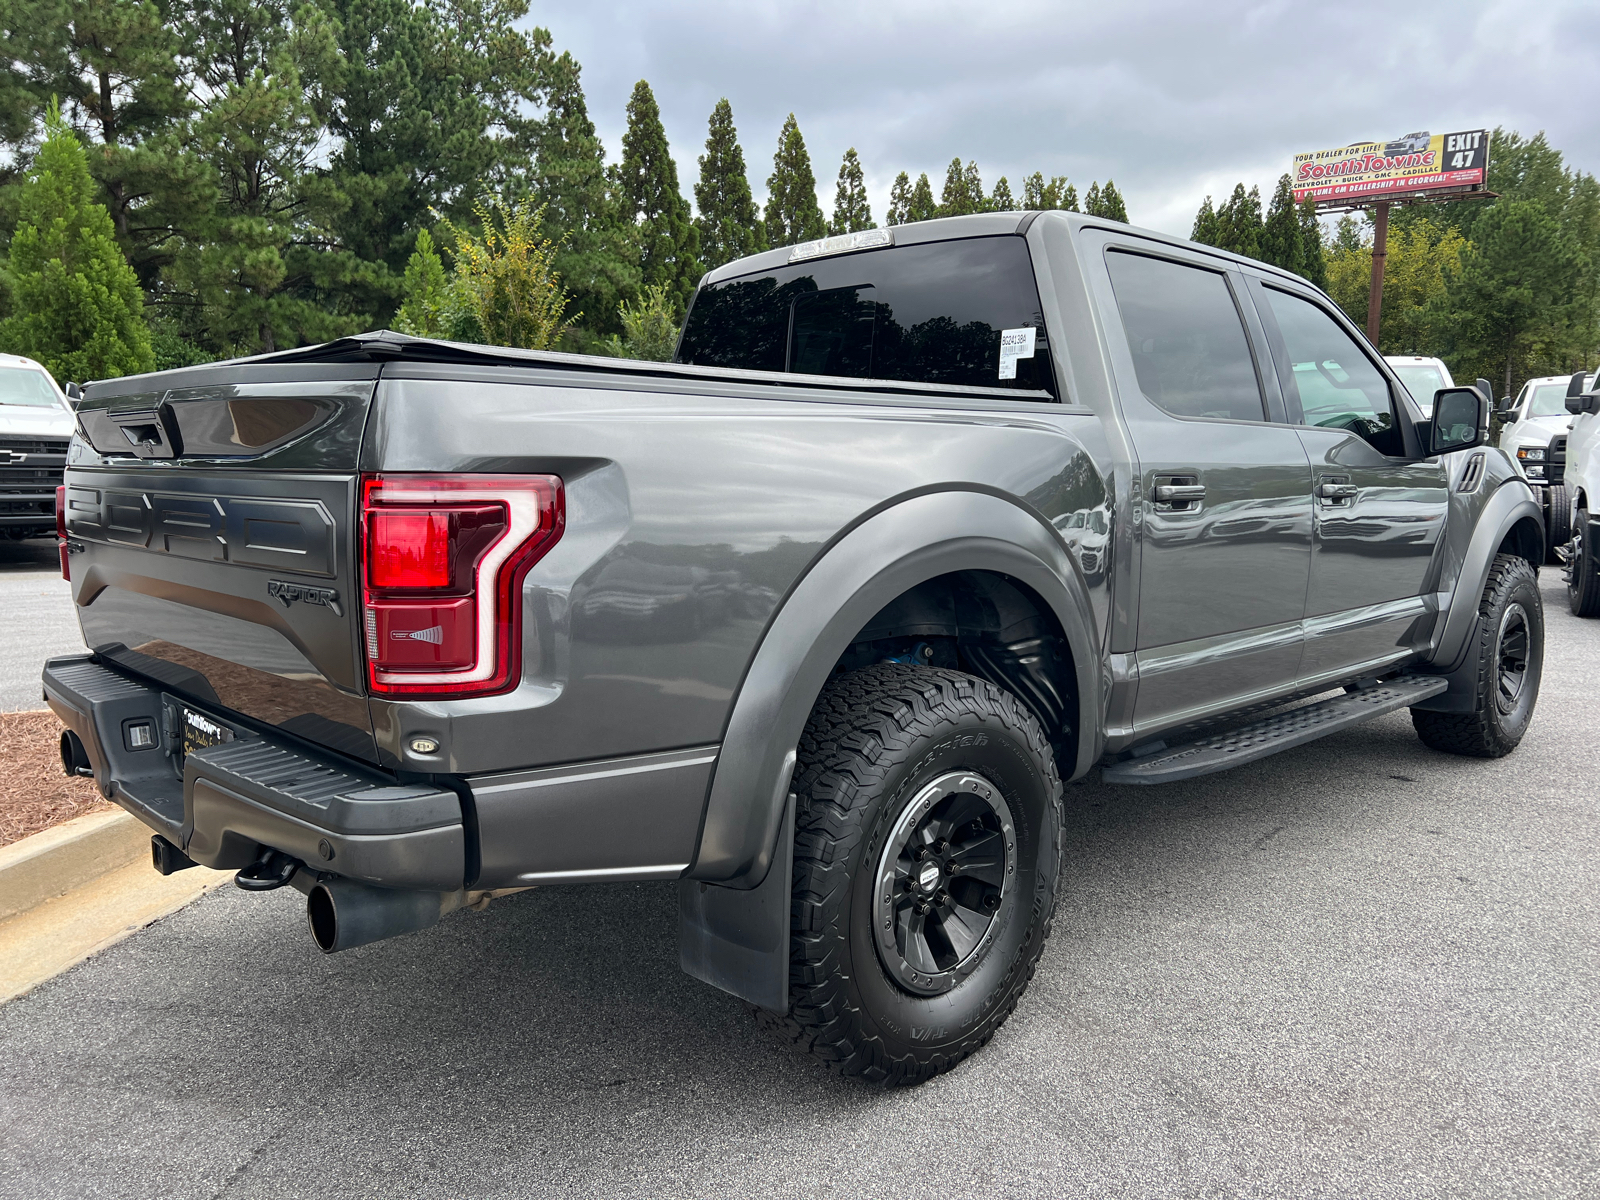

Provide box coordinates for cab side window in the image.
[1105,250,1266,422]
[1260,286,1403,457]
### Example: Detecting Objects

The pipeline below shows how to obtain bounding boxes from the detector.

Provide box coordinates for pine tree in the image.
[990,176,1016,211]
[1083,182,1102,216]
[0,102,154,379]
[1298,199,1328,289]
[886,171,912,226]
[1098,180,1128,222]
[1259,174,1301,270]
[764,113,825,247]
[1213,183,1263,259]
[963,160,985,212]
[829,147,874,234]
[525,50,638,340]
[164,0,377,354]
[2,0,190,288]
[394,227,449,337]
[939,158,985,216]
[694,98,765,269]
[618,79,700,314]
[907,173,937,223]
[1191,195,1220,245]
[1022,174,1072,210]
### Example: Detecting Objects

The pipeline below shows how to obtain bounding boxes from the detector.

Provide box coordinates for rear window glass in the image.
[676,237,1056,396]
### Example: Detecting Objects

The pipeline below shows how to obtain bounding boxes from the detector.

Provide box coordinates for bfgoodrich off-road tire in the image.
[760,663,1063,1085]
[1568,507,1600,618]
[1413,553,1543,758]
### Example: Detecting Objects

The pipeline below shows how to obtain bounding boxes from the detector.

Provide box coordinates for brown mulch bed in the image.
[0,711,113,848]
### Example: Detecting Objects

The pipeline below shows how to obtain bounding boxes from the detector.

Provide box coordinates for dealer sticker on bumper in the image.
[180,707,233,761]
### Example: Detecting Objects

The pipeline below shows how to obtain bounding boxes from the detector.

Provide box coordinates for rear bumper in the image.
[42,655,465,891]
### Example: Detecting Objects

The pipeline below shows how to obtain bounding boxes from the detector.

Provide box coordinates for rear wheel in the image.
[1568,507,1600,617]
[1545,485,1570,564]
[763,663,1062,1085]
[1413,553,1543,757]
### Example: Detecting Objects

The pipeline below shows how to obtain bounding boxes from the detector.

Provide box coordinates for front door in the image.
[1100,247,1313,735]
[1250,282,1448,684]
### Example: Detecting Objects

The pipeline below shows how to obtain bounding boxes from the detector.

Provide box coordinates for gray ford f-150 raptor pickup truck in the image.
[43,211,1545,1084]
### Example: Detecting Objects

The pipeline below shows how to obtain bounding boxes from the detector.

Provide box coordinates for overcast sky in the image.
[527,0,1599,236]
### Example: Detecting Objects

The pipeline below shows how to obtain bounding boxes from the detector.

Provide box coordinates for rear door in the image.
[1248,281,1447,684]
[65,364,380,761]
[1092,239,1313,735]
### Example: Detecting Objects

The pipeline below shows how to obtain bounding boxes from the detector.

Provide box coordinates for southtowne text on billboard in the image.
[1292,130,1489,205]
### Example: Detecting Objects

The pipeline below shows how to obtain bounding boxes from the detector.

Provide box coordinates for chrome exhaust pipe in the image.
[306,878,466,954]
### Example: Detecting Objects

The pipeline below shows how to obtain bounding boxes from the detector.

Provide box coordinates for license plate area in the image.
[179,705,233,764]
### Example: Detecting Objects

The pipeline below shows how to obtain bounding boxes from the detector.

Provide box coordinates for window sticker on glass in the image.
[998,327,1036,380]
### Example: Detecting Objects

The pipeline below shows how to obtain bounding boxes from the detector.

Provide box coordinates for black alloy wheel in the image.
[872,771,1016,996]
[1495,601,1531,714]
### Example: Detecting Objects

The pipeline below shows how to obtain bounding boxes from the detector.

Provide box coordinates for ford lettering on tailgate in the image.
[64,486,337,577]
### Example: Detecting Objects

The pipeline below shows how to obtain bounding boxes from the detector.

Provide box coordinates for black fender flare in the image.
[1415,479,1543,712]
[687,487,1100,889]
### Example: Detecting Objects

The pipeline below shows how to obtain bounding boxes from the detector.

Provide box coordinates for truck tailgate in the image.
[64,364,379,762]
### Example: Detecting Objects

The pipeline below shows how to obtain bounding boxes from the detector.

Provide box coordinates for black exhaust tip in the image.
[308,885,338,952]
[59,729,93,778]
[306,879,449,954]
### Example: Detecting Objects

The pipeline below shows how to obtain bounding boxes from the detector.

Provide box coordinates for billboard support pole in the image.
[1366,200,1390,345]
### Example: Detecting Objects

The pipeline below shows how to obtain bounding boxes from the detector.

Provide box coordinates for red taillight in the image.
[368,510,453,588]
[360,474,563,698]
[55,485,68,580]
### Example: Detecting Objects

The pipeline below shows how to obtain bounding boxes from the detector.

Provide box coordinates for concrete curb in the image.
[0,809,148,922]
[0,811,231,1004]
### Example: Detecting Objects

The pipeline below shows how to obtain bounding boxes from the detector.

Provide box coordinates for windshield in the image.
[1391,364,1445,412]
[1526,382,1573,417]
[0,366,65,409]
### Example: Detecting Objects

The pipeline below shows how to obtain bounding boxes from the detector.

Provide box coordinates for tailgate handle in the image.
[107,404,183,459]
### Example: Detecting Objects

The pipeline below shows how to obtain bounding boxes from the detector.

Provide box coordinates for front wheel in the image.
[764,663,1062,1085]
[1413,553,1543,757]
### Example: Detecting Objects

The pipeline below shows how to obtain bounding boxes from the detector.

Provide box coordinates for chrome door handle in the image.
[1317,482,1358,500]
[1153,484,1207,503]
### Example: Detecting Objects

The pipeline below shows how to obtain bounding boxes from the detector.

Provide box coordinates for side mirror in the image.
[1429,387,1488,454]
[1476,378,1494,404]
[1496,395,1515,413]
[1565,371,1598,415]
[63,381,82,404]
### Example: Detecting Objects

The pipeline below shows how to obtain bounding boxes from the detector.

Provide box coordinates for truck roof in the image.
[701,209,1316,290]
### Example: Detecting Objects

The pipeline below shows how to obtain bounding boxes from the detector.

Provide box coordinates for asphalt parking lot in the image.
[0,540,82,712]
[0,572,1595,1199]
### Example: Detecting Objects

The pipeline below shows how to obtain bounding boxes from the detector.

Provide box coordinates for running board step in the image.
[1101,675,1449,786]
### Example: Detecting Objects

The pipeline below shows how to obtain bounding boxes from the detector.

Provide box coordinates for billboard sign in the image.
[1292,130,1490,205]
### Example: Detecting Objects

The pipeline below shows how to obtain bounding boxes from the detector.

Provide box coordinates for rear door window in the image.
[676,237,1056,396]
[1104,250,1266,422]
